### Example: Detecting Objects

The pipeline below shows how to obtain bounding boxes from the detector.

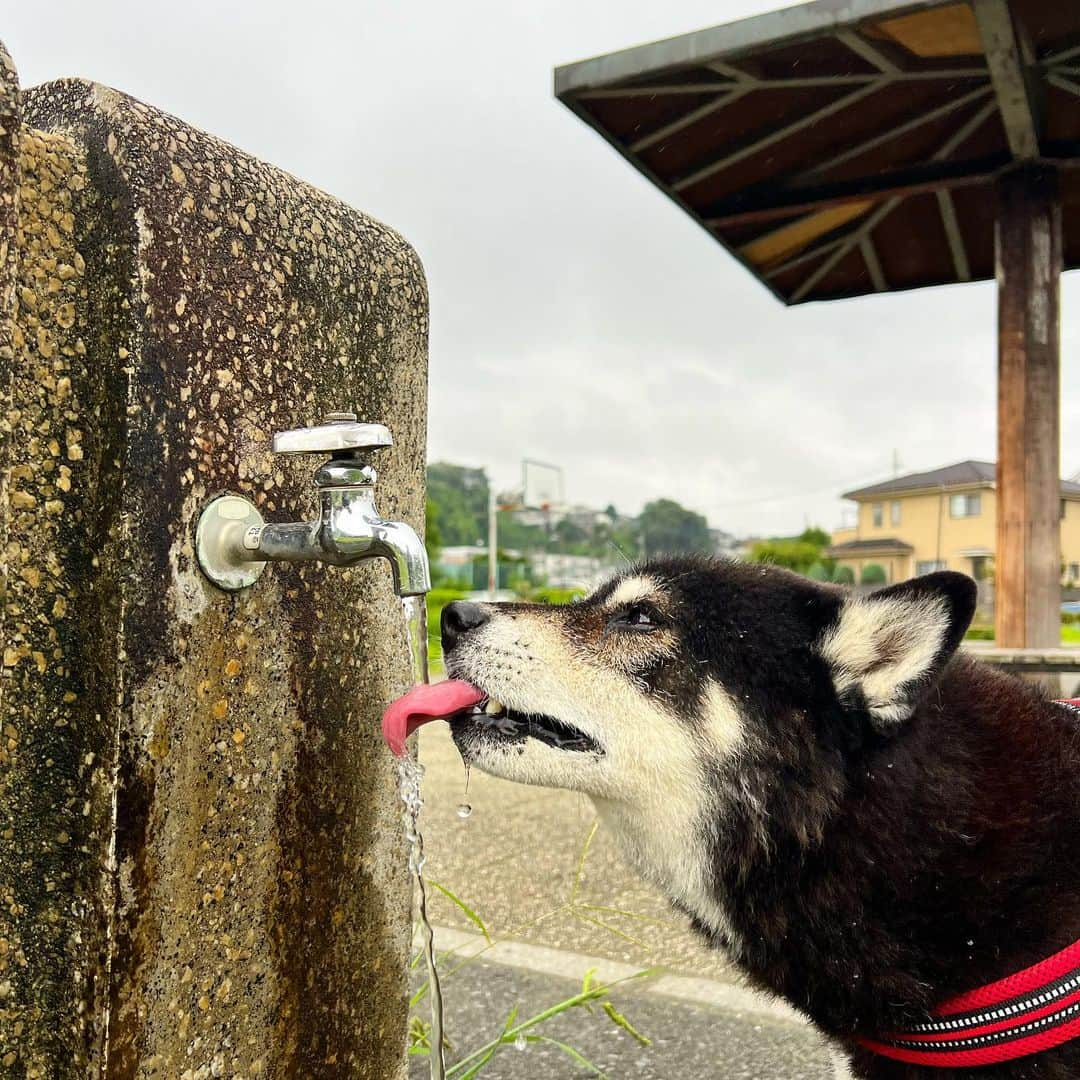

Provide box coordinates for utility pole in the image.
[487,486,498,597]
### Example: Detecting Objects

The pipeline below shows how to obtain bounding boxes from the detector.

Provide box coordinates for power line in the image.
[708,458,940,510]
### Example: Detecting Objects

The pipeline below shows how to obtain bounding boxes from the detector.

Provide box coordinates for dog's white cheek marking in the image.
[457,609,745,949]
[596,677,748,951]
[702,680,745,760]
[818,595,948,725]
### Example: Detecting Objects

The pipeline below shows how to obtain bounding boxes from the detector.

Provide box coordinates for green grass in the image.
[965,622,1080,646]
[425,587,467,675]
[424,585,585,676]
[409,823,658,1077]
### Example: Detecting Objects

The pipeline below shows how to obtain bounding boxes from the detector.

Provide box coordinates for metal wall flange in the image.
[196,495,267,591]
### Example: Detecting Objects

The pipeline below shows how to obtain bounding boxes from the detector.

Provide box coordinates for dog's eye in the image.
[613,604,658,631]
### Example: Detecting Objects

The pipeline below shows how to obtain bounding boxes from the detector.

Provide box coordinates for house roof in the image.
[844,459,1080,499]
[827,537,915,554]
[554,0,1080,305]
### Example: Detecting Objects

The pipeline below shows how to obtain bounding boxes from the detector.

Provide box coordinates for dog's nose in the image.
[441,601,491,653]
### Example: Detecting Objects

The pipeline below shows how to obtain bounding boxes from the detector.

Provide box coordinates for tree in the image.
[833,565,855,584]
[424,499,441,564]
[427,462,489,546]
[639,499,711,556]
[496,512,547,551]
[555,518,588,546]
[799,526,830,548]
[609,521,642,562]
[749,538,822,574]
[749,524,833,576]
[860,563,887,585]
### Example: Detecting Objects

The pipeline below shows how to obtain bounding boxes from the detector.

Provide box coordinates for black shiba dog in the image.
[385,558,1080,1078]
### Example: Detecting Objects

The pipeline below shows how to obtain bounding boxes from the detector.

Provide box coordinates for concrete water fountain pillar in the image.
[0,41,427,1078]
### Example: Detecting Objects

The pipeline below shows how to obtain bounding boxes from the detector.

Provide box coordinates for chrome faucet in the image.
[195,413,431,596]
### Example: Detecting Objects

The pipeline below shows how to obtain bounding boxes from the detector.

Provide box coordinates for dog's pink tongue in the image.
[381,680,485,757]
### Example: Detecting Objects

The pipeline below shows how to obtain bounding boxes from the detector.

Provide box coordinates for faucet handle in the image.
[272,413,393,456]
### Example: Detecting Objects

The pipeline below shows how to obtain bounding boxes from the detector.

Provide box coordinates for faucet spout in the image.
[238,472,431,597]
[364,520,431,598]
[195,415,431,597]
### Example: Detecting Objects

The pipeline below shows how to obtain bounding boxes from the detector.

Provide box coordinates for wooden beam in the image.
[799,85,992,182]
[1044,41,1080,66]
[576,82,742,98]
[629,88,749,153]
[573,68,989,98]
[707,59,752,81]
[994,165,1061,648]
[786,100,1004,302]
[763,236,847,279]
[791,198,901,301]
[671,81,882,193]
[741,201,873,267]
[859,235,887,290]
[837,28,900,73]
[704,153,1006,228]
[937,189,971,281]
[1047,72,1080,100]
[936,96,1002,160]
[973,0,1040,159]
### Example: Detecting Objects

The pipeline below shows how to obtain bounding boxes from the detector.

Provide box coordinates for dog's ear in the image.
[817,571,976,731]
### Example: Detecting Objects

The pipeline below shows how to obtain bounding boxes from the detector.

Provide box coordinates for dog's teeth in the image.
[485,699,505,716]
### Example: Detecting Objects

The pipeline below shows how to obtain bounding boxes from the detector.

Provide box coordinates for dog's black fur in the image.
[445,557,1080,1078]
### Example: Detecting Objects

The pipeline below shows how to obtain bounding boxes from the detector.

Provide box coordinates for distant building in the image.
[828,461,1080,585]
[528,552,612,591]
[513,503,608,531]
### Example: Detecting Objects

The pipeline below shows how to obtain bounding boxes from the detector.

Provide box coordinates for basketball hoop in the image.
[522,459,564,512]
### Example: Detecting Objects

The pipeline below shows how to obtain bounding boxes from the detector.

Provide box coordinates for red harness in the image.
[859,699,1080,1068]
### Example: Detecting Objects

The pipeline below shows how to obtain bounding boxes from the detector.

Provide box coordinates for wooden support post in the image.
[995,165,1061,648]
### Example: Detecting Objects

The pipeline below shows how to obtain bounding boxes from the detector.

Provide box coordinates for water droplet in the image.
[514,1034,527,1051]
[456,803,473,819]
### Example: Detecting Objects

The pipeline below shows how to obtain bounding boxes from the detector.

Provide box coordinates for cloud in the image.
[7,0,1080,537]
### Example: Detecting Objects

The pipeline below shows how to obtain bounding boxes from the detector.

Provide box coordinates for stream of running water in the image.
[397,595,445,1080]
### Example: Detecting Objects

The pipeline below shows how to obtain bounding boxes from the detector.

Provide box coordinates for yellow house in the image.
[828,461,1080,585]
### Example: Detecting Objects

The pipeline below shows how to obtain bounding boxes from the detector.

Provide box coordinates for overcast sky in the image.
[7,1,1080,537]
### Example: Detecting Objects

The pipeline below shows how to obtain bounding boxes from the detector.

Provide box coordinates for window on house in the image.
[916,560,948,575]
[949,493,981,518]
[872,502,883,527]
[1070,563,1080,582]
[890,500,901,526]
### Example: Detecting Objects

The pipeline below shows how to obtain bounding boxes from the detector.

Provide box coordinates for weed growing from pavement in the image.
[408,820,660,1077]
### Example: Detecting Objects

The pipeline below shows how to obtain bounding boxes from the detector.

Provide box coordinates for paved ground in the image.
[411,956,835,1079]
[417,726,730,976]
[414,727,839,1078]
